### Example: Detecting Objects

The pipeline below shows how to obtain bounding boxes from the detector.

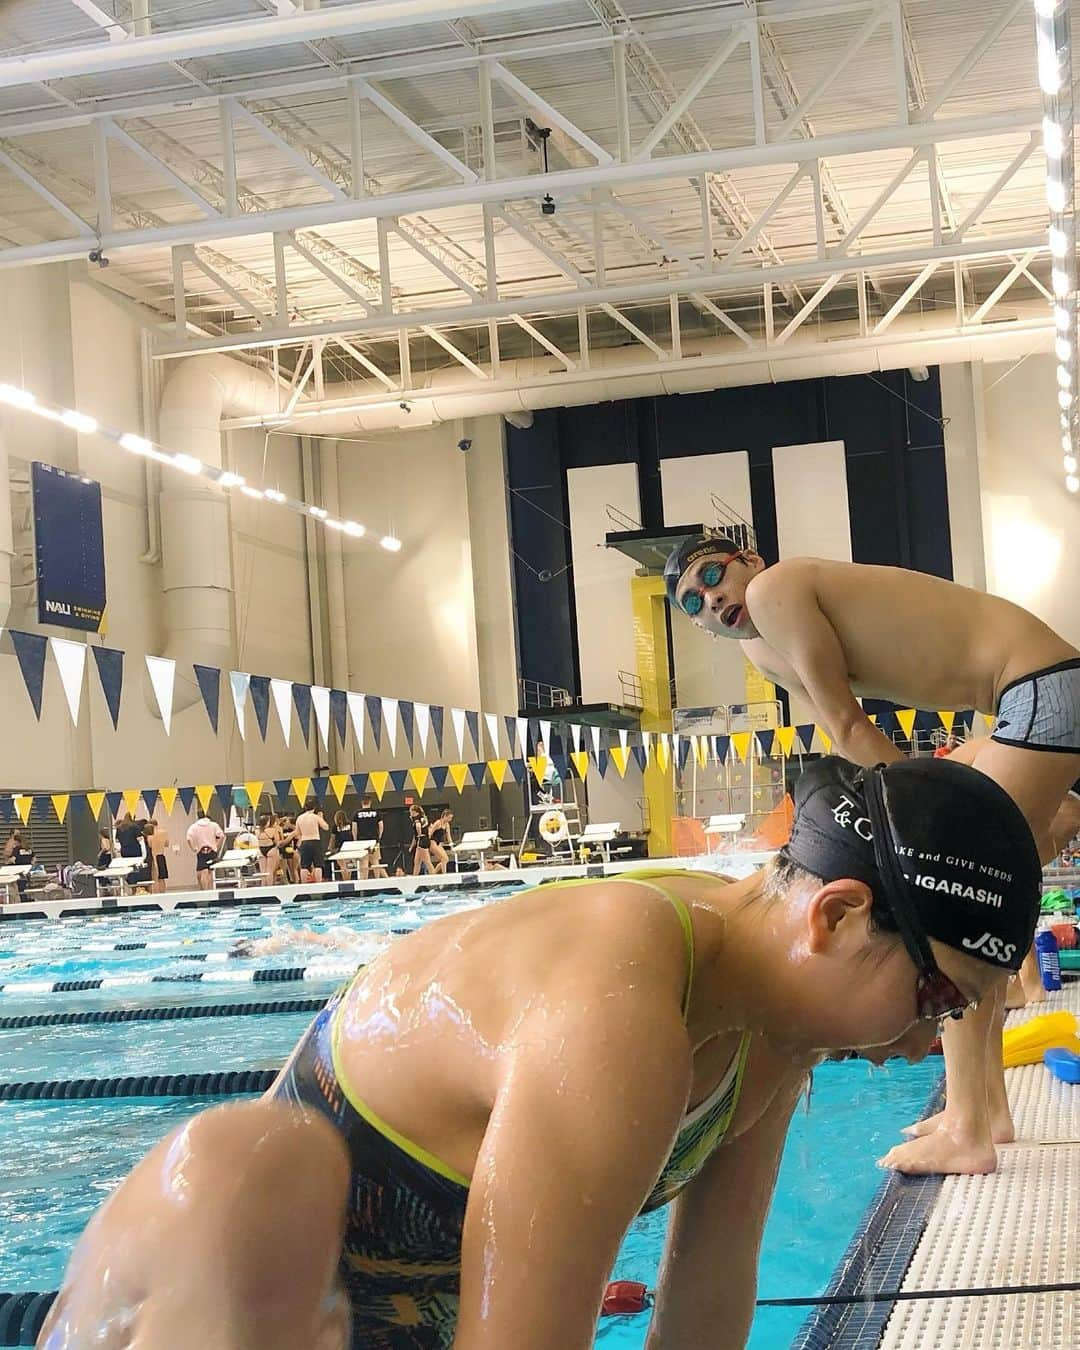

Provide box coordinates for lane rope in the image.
[0,997,326,1030]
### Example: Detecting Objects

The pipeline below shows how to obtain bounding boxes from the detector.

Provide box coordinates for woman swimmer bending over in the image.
[41,758,1041,1350]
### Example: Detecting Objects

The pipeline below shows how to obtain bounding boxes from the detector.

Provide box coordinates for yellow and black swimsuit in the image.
[270,872,751,1348]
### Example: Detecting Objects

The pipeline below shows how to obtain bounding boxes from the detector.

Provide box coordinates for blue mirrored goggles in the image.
[680,561,728,617]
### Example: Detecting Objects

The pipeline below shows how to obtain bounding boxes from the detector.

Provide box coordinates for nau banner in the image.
[32,462,106,633]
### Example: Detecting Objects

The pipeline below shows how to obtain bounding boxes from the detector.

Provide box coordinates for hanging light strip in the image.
[1034,0,1078,495]
[0,383,403,550]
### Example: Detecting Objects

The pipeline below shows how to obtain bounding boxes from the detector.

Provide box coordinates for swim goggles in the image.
[680,556,740,617]
[863,767,975,1022]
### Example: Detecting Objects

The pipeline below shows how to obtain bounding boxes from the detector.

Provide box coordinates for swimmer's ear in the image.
[805,879,875,955]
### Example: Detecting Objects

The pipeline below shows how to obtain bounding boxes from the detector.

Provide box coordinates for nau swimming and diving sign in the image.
[32,461,107,633]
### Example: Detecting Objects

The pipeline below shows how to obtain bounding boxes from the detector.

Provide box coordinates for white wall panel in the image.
[771,440,852,563]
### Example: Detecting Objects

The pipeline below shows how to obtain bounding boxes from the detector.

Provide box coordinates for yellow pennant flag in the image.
[896,709,917,741]
[775,725,797,757]
[122,789,142,817]
[51,793,70,824]
[731,732,751,763]
[291,777,311,803]
[657,739,670,772]
[938,710,955,734]
[13,795,33,825]
[244,781,265,810]
[410,766,431,795]
[327,775,348,805]
[195,785,215,813]
[610,746,630,778]
[694,737,708,770]
[817,728,833,754]
[981,713,995,732]
[159,787,178,815]
[368,770,390,801]
[486,760,508,790]
[448,763,470,793]
[867,714,878,725]
[571,750,589,780]
[86,790,106,821]
[528,755,548,785]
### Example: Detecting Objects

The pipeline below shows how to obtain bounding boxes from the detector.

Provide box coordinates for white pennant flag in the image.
[229,670,251,740]
[415,702,430,755]
[589,725,601,759]
[660,732,671,761]
[642,729,652,761]
[382,697,399,756]
[50,637,86,727]
[145,655,176,736]
[270,678,292,746]
[311,685,331,748]
[483,712,499,756]
[516,717,529,758]
[618,728,629,754]
[451,707,467,760]
[673,733,682,766]
[347,692,366,753]
[539,719,551,752]
[570,722,583,752]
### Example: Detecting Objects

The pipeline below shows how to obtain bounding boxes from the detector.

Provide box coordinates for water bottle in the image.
[1035,930,1062,992]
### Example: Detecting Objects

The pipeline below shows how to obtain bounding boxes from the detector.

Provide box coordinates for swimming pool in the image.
[0,887,940,1347]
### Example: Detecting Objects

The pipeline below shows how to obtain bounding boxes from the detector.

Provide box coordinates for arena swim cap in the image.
[663,533,740,608]
[784,756,1041,971]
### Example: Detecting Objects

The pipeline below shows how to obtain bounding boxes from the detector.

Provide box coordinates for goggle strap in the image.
[864,767,937,979]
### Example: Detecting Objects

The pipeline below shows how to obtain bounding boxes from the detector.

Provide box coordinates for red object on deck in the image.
[602,1281,652,1316]
[1050,923,1078,950]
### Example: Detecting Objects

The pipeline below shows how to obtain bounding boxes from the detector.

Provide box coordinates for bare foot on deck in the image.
[878,1125,997,1176]
[902,1105,1015,1147]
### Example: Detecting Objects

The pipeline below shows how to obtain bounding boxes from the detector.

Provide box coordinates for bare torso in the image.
[743,559,1077,713]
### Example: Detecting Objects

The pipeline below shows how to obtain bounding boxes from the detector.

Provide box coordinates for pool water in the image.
[0,891,940,1348]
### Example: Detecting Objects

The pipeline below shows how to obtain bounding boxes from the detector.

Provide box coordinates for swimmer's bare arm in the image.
[747,564,901,767]
[454,995,693,1350]
[644,1068,806,1350]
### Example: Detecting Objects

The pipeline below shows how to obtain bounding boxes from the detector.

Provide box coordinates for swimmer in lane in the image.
[665,536,1080,1175]
[228,927,386,960]
[42,757,1039,1350]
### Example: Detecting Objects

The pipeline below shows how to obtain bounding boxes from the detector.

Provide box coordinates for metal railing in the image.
[617,671,644,709]
[519,678,573,711]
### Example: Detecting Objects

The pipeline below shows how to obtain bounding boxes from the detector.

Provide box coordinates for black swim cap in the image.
[784,757,1041,971]
[663,533,740,608]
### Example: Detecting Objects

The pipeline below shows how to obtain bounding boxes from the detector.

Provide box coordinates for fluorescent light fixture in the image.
[324,518,345,530]
[1050,225,1069,257]
[119,432,153,455]
[1043,115,1065,158]
[1067,474,1079,493]
[265,488,286,503]
[1055,304,1071,330]
[380,535,402,552]
[1059,389,1073,409]
[1047,176,1068,212]
[1064,432,1074,452]
[1065,454,1078,474]
[1035,0,1062,16]
[1056,337,1072,362]
[218,471,245,488]
[0,384,37,408]
[309,505,328,519]
[1052,266,1071,298]
[1057,365,1072,389]
[343,520,366,537]
[241,485,264,499]
[1038,42,1062,95]
[60,409,98,434]
[172,453,203,475]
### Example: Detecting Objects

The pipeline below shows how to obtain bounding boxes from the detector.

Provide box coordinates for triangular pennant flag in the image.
[867,714,878,726]
[450,708,467,759]
[311,776,329,801]
[465,710,480,756]
[229,670,251,741]
[673,733,682,767]
[399,700,415,753]
[105,790,122,818]
[159,786,178,815]
[677,740,692,771]
[981,712,995,732]
[145,656,176,736]
[122,789,142,817]
[731,732,751,763]
[598,748,611,777]
[51,793,70,824]
[193,664,221,735]
[896,709,917,741]
[415,703,430,755]
[430,705,444,754]
[388,769,408,793]
[430,765,449,790]
[142,789,159,815]
[631,745,647,772]
[311,685,331,748]
[776,726,797,757]
[270,678,292,746]
[11,630,47,719]
[271,779,290,803]
[610,746,630,778]
[195,784,214,813]
[552,753,569,783]
[244,781,265,811]
[50,637,86,726]
[755,729,776,759]
[467,762,487,787]
[382,697,399,756]
[328,774,349,805]
[250,676,271,740]
[817,728,833,754]
[938,710,955,734]
[365,694,383,750]
[694,736,708,769]
[215,783,235,810]
[504,716,517,753]
[487,759,509,789]
[410,766,430,795]
[350,772,368,796]
[347,692,366,754]
[484,712,499,757]
[91,645,124,729]
[86,790,106,821]
[291,777,312,803]
[571,750,590,780]
[292,683,313,746]
[618,728,629,755]
[13,795,33,825]
[448,763,469,793]
[657,734,671,771]
[368,770,390,801]
[508,759,526,784]
[642,729,652,762]
[510,717,526,758]
[330,689,348,745]
[529,755,549,784]
[539,719,551,751]
[570,723,583,753]
[796,724,817,753]
[178,786,196,815]
[715,735,730,765]
[589,725,601,760]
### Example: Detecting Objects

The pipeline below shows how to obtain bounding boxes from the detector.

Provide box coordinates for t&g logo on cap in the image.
[830,794,873,841]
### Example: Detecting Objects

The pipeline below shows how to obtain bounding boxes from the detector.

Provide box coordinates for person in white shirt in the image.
[186,815,224,891]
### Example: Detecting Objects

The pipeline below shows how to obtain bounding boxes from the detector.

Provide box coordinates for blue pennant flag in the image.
[467,761,487,787]
[329,689,348,745]
[142,788,159,815]
[177,786,196,815]
[464,710,480,756]
[351,772,368,795]
[598,748,610,777]
[249,676,271,740]
[215,783,235,810]
[956,709,976,732]
[631,745,647,772]
[388,769,408,792]
[508,759,526,784]
[756,729,775,759]
[105,790,123,818]
[430,705,444,753]
[399,700,415,753]
[193,664,221,735]
[10,630,47,720]
[430,765,449,790]
[677,740,692,770]
[91,645,124,730]
[292,683,312,747]
[552,754,569,783]
[715,735,730,764]
[365,694,383,750]
[273,779,292,803]
[504,716,517,750]
[796,724,817,754]
[311,776,329,800]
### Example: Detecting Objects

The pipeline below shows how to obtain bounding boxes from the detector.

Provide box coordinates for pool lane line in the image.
[0,996,327,1030]
[0,960,362,994]
[759,1279,1080,1307]
[0,1068,279,1101]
